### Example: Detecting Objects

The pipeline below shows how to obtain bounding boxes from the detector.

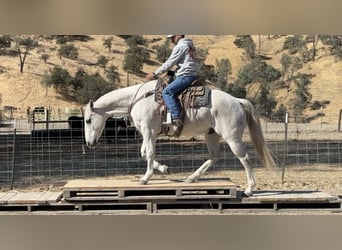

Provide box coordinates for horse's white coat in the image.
[84,80,276,196]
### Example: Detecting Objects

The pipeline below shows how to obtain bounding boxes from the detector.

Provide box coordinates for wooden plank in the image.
[73,202,153,212]
[6,191,63,204]
[242,190,338,203]
[63,178,237,190]
[152,200,222,212]
[64,193,236,202]
[7,192,48,204]
[0,192,18,204]
[44,192,63,203]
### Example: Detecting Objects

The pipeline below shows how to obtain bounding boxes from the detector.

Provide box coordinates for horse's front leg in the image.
[139,126,157,185]
[140,137,168,175]
[153,160,168,174]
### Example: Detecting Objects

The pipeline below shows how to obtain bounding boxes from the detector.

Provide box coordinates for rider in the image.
[145,35,198,137]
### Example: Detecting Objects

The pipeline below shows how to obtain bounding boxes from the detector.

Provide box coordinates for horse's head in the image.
[84,100,107,148]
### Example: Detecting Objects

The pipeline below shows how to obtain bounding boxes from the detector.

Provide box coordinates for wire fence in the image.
[0,117,341,190]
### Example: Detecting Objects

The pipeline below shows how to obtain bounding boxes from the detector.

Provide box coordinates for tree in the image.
[321,35,342,59]
[195,48,214,81]
[254,82,277,117]
[283,35,304,54]
[102,36,113,52]
[306,35,319,61]
[280,54,302,91]
[123,35,149,76]
[292,73,312,121]
[72,67,87,90]
[97,55,108,72]
[0,35,12,50]
[234,35,256,60]
[105,65,121,85]
[14,36,39,73]
[55,35,70,44]
[233,58,278,87]
[280,54,291,81]
[125,35,147,47]
[245,59,279,115]
[41,71,51,96]
[257,59,281,82]
[40,53,49,63]
[58,44,78,59]
[43,66,73,94]
[123,43,149,74]
[232,57,280,109]
[42,66,114,104]
[235,63,257,86]
[273,104,287,122]
[53,35,91,44]
[155,39,172,63]
[74,72,113,104]
[283,35,311,62]
[226,82,247,98]
[215,58,232,90]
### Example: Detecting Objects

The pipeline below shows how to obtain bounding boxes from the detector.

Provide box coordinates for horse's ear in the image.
[89,100,94,111]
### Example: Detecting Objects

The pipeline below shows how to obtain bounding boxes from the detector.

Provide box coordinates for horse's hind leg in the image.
[186,132,221,182]
[227,139,256,196]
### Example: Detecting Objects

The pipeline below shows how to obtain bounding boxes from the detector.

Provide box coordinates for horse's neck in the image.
[95,81,155,113]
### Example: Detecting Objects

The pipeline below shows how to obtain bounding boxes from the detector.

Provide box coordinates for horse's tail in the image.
[239,99,277,169]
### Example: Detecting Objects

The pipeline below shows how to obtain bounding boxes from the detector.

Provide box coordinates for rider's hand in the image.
[145,72,156,81]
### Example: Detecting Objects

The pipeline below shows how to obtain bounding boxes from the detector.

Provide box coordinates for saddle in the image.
[154,77,211,136]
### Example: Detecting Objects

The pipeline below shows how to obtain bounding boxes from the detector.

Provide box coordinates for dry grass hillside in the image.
[0,35,341,123]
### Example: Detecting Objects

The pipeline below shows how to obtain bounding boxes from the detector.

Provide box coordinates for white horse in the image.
[84,80,276,196]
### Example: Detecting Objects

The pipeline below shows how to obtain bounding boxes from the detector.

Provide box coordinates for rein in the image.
[128,82,155,115]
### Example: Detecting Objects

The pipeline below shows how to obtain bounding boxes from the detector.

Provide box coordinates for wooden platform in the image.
[0,179,340,213]
[0,191,63,212]
[237,190,339,210]
[63,178,238,201]
[0,191,62,205]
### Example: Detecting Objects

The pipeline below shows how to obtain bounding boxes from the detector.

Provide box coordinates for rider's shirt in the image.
[154,38,198,77]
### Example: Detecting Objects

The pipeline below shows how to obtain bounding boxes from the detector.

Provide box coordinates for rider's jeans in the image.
[162,75,197,120]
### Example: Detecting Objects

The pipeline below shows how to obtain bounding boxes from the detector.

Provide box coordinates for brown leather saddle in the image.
[154,77,211,124]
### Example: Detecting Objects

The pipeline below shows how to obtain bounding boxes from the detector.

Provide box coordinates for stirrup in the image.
[162,112,172,125]
[172,120,183,138]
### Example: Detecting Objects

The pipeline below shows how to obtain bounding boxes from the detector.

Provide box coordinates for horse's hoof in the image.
[139,179,148,185]
[185,177,197,183]
[244,190,253,197]
[161,165,169,174]
[157,165,168,174]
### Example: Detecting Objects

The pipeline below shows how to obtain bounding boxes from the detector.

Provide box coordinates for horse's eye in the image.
[85,118,91,124]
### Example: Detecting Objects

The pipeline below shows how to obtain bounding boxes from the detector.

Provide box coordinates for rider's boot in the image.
[172,119,183,138]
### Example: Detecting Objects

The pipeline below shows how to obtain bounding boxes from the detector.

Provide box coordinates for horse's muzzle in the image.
[86,140,98,149]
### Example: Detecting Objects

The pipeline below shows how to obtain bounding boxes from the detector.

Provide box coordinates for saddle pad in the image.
[193,86,211,108]
[154,78,211,109]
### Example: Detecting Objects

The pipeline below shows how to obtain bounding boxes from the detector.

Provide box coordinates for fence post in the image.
[281,113,288,184]
[338,109,342,133]
[10,120,17,189]
[45,107,49,130]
